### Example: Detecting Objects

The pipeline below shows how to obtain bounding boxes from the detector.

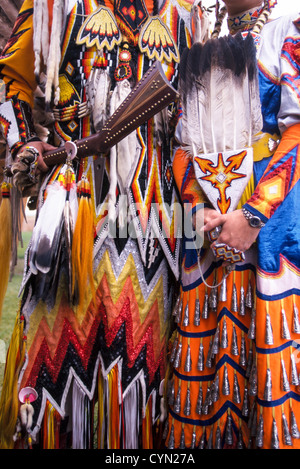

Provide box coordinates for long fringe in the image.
[0,311,25,449]
[33,0,64,105]
[71,176,95,312]
[42,401,61,449]
[0,182,12,323]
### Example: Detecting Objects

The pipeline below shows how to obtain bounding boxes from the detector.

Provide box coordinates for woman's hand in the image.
[203,208,261,252]
[193,207,221,236]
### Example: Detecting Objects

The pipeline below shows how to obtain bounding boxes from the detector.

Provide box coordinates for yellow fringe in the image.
[108,366,120,449]
[142,396,153,449]
[0,311,25,449]
[97,368,105,449]
[0,182,12,323]
[71,177,96,312]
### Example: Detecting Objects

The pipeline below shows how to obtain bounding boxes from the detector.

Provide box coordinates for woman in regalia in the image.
[0,0,210,449]
[165,0,300,449]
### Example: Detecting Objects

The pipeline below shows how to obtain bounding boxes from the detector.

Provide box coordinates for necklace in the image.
[227,6,263,34]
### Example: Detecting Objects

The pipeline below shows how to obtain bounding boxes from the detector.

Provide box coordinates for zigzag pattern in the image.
[22,241,170,428]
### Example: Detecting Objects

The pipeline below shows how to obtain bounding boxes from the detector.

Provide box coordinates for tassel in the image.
[290,407,300,439]
[202,384,212,415]
[225,412,233,446]
[71,175,95,312]
[207,426,213,448]
[174,341,182,369]
[63,165,78,301]
[242,385,249,417]
[179,426,186,449]
[0,182,12,323]
[281,356,290,392]
[168,423,175,449]
[237,426,244,449]
[174,384,182,413]
[245,277,254,309]
[183,302,190,327]
[0,312,26,449]
[282,409,292,446]
[184,387,191,416]
[173,295,181,317]
[281,306,291,340]
[211,372,220,403]
[271,417,280,449]
[233,372,241,404]
[212,325,220,355]
[290,350,299,386]
[265,311,274,345]
[219,274,227,303]
[248,308,256,340]
[256,410,264,448]
[170,337,178,365]
[263,367,272,402]
[239,334,247,367]
[249,359,258,396]
[239,285,245,316]
[191,428,197,449]
[209,282,218,312]
[198,429,206,448]
[205,338,214,368]
[221,317,228,349]
[197,339,205,371]
[196,384,203,415]
[184,342,192,373]
[231,324,239,356]
[202,290,209,318]
[215,425,222,449]
[175,299,183,323]
[293,302,300,334]
[194,297,201,326]
[231,280,238,312]
[222,364,230,396]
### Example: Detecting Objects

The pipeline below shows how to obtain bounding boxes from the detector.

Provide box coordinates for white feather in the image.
[182,37,262,156]
[30,180,67,274]
[92,69,111,131]
[108,79,137,223]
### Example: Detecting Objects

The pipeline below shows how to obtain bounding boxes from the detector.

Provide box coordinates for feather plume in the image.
[180,33,262,156]
[71,175,95,312]
[29,165,77,276]
[191,2,210,44]
[108,79,137,224]
[154,107,170,146]
[0,183,12,323]
[87,52,111,132]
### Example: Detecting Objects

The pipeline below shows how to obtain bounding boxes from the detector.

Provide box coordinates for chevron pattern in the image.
[165,264,255,449]
[20,238,172,433]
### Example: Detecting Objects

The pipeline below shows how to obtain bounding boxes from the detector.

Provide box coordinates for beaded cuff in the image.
[0,96,38,159]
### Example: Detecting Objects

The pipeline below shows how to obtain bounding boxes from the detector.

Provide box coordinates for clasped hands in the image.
[194,207,260,256]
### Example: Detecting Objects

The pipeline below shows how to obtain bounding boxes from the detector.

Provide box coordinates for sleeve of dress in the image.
[243,16,300,223]
[0,0,39,158]
[173,147,209,216]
